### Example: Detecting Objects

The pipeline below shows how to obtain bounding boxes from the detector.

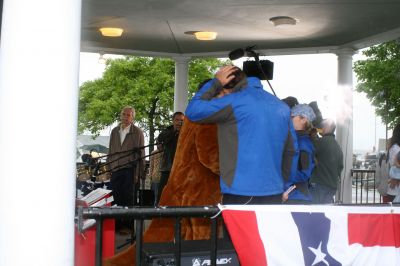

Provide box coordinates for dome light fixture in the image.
[269,16,297,27]
[99,27,124,37]
[193,31,218,41]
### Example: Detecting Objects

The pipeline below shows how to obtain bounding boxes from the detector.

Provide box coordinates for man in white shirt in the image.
[107,106,145,207]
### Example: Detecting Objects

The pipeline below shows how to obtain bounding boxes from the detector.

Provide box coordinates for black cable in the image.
[250,51,277,97]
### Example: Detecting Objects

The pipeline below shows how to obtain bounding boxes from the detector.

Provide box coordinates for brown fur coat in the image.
[104,118,221,265]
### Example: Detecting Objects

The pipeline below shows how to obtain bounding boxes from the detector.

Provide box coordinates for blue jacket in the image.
[185,77,298,196]
[286,131,315,201]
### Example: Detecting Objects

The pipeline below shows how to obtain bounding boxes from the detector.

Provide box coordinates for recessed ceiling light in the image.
[184,31,217,41]
[194,31,217,41]
[269,16,297,27]
[99,27,124,37]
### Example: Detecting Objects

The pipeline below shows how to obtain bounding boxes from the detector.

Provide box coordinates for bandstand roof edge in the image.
[81,0,400,57]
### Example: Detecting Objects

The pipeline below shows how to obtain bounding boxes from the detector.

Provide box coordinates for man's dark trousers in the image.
[110,167,134,206]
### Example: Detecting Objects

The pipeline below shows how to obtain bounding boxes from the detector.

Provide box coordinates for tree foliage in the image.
[78,56,225,151]
[354,41,400,128]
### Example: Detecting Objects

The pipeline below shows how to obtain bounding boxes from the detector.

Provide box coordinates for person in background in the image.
[375,140,391,203]
[283,104,316,204]
[281,96,299,109]
[309,119,343,204]
[308,101,323,129]
[186,65,298,205]
[107,106,145,207]
[157,111,185,204]
[308,101,323,141]
[386,123,400,202]
[388,151,400,202]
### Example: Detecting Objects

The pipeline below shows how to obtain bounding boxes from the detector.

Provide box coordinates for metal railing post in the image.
[174,217,182,266]
[135,218,144,266]
[95,218,103,266]
[351,169,378,204]
[79,206,224,265]
[210,217,218,266]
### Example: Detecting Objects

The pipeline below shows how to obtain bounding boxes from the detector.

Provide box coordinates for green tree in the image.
[78,56,225,152]
[354,41,400,128]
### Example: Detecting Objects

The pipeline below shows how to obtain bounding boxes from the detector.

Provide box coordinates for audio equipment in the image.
[142,239,239,266]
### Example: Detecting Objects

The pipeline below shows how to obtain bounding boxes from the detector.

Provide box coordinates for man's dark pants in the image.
[156,171,170,205]
[222,193,282,205]
[309,183,336,204]
[110,167,135,231]
[110,167,135,207]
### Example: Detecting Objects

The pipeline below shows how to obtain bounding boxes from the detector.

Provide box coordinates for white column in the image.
[0,0,81,265]
[173,56,191,113]
[335,48,356,204]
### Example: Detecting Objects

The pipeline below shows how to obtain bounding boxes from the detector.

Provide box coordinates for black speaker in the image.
[142,240,239,266]
[136,189,155,206]
[243,60,274,80]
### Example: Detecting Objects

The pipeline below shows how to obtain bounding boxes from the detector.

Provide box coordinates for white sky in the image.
[79,52,387,153]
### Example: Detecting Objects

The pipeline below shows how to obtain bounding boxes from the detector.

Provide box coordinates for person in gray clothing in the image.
[310,119,343,204]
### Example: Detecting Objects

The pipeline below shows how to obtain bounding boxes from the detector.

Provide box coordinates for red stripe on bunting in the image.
[222,210,268,266]
[348,213,400,247]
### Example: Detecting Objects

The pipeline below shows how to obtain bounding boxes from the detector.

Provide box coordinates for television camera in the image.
[228,46,276,96]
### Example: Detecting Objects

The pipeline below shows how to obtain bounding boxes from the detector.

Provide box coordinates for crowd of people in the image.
[186,65,344,205]
[102,64,400,214]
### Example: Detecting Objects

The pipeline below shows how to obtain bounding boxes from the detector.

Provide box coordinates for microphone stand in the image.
[247,50,277,97]
[90,143,163,206]
[93,143,161,176]
[138,149,164,206]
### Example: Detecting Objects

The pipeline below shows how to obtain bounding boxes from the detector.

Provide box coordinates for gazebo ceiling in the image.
[81,0,400,57]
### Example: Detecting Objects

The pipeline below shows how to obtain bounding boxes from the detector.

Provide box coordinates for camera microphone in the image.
[228,45,257,61]
[228,48,245,60]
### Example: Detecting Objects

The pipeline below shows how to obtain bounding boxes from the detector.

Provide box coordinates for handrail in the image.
[351,169,375,173]
[78,206,219,225]
[76,204,400,266]
[351,168,380,204]
[77,206,221,266]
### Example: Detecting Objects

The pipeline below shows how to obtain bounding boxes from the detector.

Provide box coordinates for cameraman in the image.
[156,111,184,204]
[186,65,298,204]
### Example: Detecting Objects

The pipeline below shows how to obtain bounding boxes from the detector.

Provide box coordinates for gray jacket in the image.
[107,123,145,180]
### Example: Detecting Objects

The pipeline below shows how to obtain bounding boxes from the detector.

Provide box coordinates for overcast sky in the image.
[79,52,386,153]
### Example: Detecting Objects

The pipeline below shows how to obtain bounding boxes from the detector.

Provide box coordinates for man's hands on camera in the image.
[215,65,237,87]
